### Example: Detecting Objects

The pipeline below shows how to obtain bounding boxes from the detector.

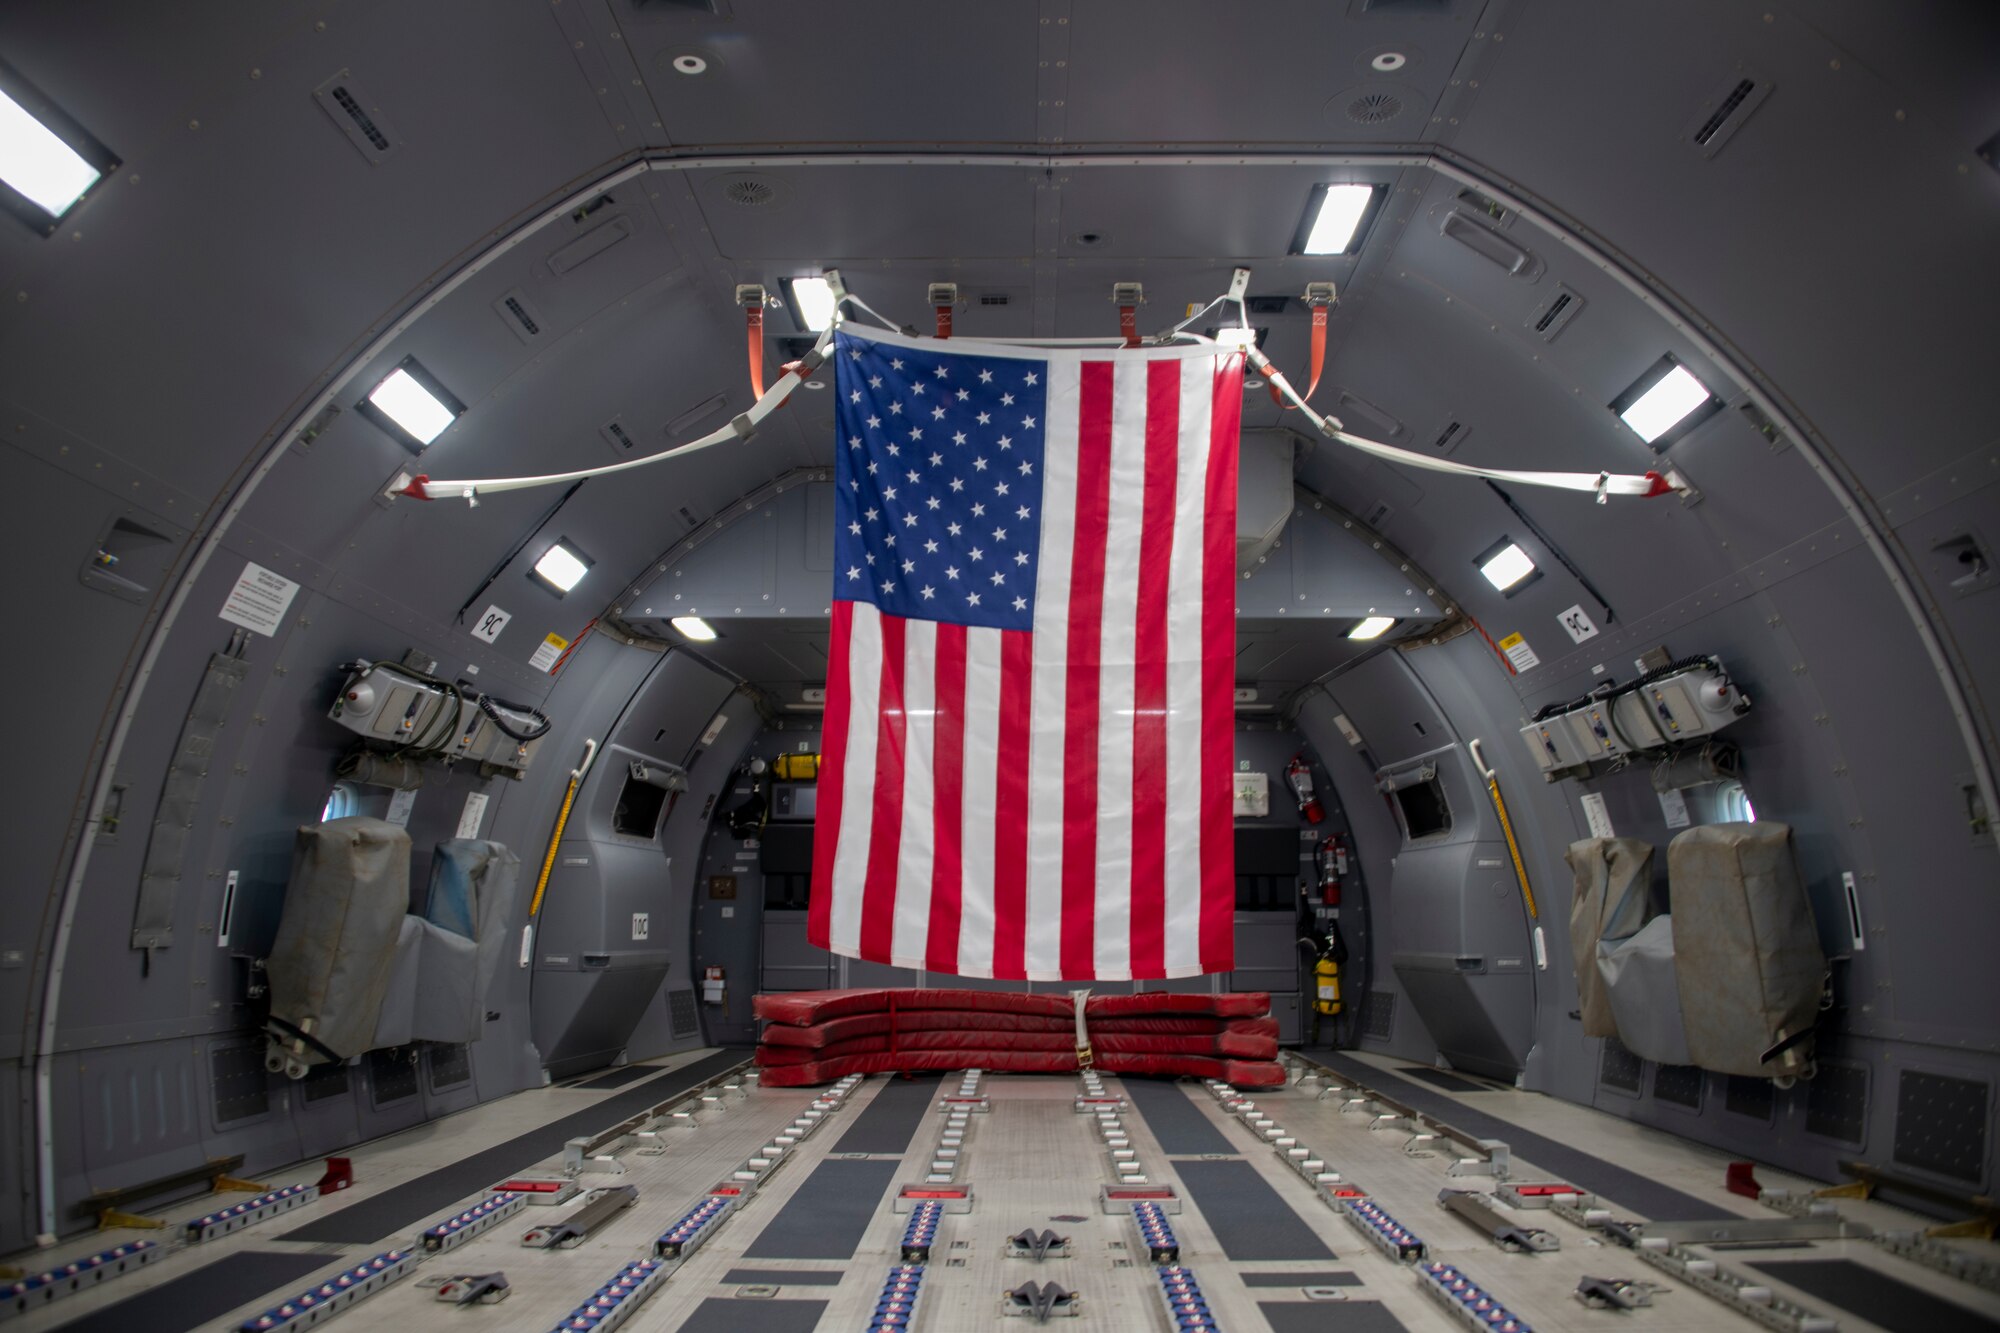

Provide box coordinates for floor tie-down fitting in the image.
[1004,1280,1081,1321]
[432,1272,509,1305]
[1438,1188,1559,1252]
[520,1185,637,1248]
[1005,1228,1070,1261]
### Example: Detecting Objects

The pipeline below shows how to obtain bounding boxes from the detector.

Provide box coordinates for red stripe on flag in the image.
[1062,361,1116,979]
[859,612,908,966]
[926,623,968,974]
[991,629,1033,979]
[1199,355,1245,973]
[1129,360,1179,979]
[807,600,855,950]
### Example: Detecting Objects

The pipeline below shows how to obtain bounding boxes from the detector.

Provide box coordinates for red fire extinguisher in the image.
[1315,833,1348,906]
[1286,753,1325,824]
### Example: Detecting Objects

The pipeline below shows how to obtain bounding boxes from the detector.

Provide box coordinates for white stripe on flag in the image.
[829,601,883,959]
[1024,354,1081,980]
[1162,357,1214,975]
[1092,359,1151,978]
[957,625,1003,978]
[891,618,938,966]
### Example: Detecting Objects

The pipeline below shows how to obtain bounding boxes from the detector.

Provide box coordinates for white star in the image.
[925,495,941,510]
[848,435,861,448]
[1014,550,1029,566]
[869,375,883,389]
[947,521,963,536]
[968,592,982,607]
[996,434,1012,450]
[891,357,904,370]
[865,506,880,522]
[848,521,861,535]
[1017,505,1031,519]
[973,456,989,472]
[909,427,923,441]
[994,526,1008,541]
[884,444,898,458]
[934,364,949,378]
[929,452,944,467]
[903,559,916,573]
[949,477,965,492]
[884,485,897,499]
[952,431,967,446]
[849,390,862,404]
[924,539,939,553]
[849,347,862,360]
[971,502,986,517]
[912,382,926,396]
[865,552,876,565]
[884,533,896,547]
[995,481,1010,497]
[867,414,882,429]
[1024,371,1038,386]
[956,389,970,402]
[976,411,991,425]
[1019,460,1034,475]
[1001,392,1015,406]
[849,479,858,490]
[945,565,960,581]
[979,369,993,383]
[969,546,984,562]
[1012,596,1027,611]
[881,579,895,594]
[932,406,945,421]
[904,469,918,484]
[1022,415,1037,429]
[920,584,935,600]
[990,571,1006,586]
[903,513,918,527]
[889,402,903,416]
[847,566,861,580]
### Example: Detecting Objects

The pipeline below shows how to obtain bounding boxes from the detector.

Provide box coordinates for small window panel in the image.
[1610,354,1725,450]
[0,58,120,236]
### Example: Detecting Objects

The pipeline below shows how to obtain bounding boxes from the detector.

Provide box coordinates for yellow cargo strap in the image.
[529,738,598,919]
[1469,739,1537,921]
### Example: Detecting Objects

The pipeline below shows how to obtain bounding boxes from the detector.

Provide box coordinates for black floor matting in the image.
[1748,1259,2000,1333]
[742,1158,900,1260]
[831,1073,939,1155]
[1399,1065,1491,1093]
[1123,1078,1237,1155]
[1312,1053,1731,1220]
[570,1064,667,1090]
[1240,1271,1362,1286]
[55,1250,339,1333]
[1172,1158,1335,1261]
[1262,1300,1409,1332]
[674,1295,828,1332]
[719,1267,845,1286]
[281,1047,746,1244]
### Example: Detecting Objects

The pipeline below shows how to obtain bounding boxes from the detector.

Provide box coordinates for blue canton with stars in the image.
[833,331,1048,631]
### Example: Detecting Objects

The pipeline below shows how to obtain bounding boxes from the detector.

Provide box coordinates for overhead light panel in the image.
[531,540,591,595]
[1612,356,1723,448]
[1348,616,1396,640]
[1476,539,1538,594]
[360,357,464,449]
[1294,183,1381,256]
[784,276,838,332]
[0,60,120,235]
[670,615,717,641]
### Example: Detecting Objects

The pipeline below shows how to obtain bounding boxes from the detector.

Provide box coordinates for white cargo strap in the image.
[1070,988,1093,1069]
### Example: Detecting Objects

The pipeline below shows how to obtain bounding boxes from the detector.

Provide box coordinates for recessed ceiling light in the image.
[1295,183,1380,256]
[1476,540,1538,593]
[0,62,120,235]
[360,357,463,449]
[1612,356,1722,447]
[1348,616,1396,640]
[784,276,838,332]
[671,615,717,641]
[531,540,591,595]
[672,54,707,75]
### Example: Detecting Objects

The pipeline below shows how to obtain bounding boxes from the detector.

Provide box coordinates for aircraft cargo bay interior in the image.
[0,4,1996,1331]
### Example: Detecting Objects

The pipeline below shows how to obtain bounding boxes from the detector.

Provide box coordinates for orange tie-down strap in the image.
[746,303,766,400]
[1269,303,1327,409]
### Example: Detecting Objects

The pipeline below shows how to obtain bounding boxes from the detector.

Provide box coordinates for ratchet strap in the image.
[1270,284,1333,409]
[1070,989,1094,1068]
[745,304,766,399]
[1118,305,1139,348]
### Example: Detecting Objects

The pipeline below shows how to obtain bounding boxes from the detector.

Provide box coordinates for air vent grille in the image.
[1725,1074,1776,1121]
[1347,92,1404,125]
[1805,1061,1869,1144]
[1529,286,1584,342]
[494,289,547,345]
[1893,1070,1988,1182]
[978,293,1010,306]
[1433,420,1465,452]
[368,1048,418,1106]
[503,298,539,336]
[211,1043,270,1125]
[1362,991,1395,1040]
[1652,1063,1705,1109]
[331,86,389,150]
[1361,501,1394,528]
[1599,1036,1643,1094]
[721,177,778,207]
[600,418,636,453]
[1535,294,1572,332]
[1694,80,1757,147]
[302,1061,350,1104]
[428,1043,471,1091]
[668,988,699,1038]
[313,73,399,164]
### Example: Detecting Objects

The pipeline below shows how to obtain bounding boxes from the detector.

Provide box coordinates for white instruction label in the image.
[1557,604,1599,644]
[631,912,649,941]
[218,561,300,637]
[386,788,418,827]
[528,631,569,673]
[1580,792,1615,838]
[1657,786,1691,829]
[1332,712,1364,747]
[1498,632,1540,672]
[456,791,489,840]
[470,604,512,644]
[699,712,729,746]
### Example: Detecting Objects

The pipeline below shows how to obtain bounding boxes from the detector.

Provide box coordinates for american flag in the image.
[808,328,1243,980]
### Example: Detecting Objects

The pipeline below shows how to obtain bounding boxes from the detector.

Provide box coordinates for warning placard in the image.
[528,631,568,673]
[1497,631,1541,673]
[218,561,300,637]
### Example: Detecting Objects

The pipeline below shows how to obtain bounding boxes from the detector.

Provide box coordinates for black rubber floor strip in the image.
[1172,1158,1335,1261]
[1312,1053,1732,1221]
[1239,1271,1363,1286]
[719,1267,845,1286]
[1262,1300,1409,1332]
[54,1250,341,1333]
[674,1295,829,1332]
[742,1157,901,1260]
[831,1073,940,1155]
[281,1047,747,1244]
[570,1065,669,1090]
[1398,1065,1491,1093]
[1122,1078,1238,1156]
[1748,1259,2000,1333]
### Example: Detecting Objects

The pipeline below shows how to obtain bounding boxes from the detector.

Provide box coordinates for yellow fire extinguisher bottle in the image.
[1314,954,1342,1015]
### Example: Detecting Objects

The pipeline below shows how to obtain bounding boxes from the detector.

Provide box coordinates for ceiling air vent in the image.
[1346,91,1404,125]
[600,418,637,453]
[977,292,1010,306]
[492,288,547,345]
[1361,500,1394,528]
[1528,285,1584,342]
[1685,72,1773,159]
[720,176,779,207]
[1433,419,1468,454]
[313,72,399,164]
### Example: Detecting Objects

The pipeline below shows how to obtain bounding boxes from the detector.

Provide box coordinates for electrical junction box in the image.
[328,661,545,776]
[1232,771,1271,817]
[1519,659,1747,777]
[769,783,818,822]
